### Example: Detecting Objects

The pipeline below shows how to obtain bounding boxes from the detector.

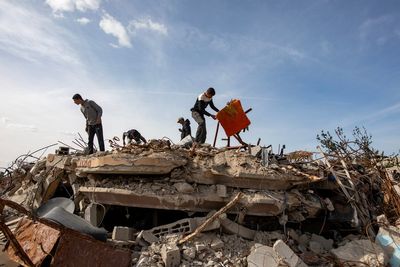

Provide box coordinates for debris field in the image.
[1,134,400,267]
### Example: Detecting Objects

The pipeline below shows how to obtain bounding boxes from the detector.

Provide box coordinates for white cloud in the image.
[1,117,37,132]
[6,123,38,132]
[46,0,75,13]
[128,18,168,36]
[99,13,131,48]
[77,17,91,25]
[359,15,393,40]
[0,1,81,65]
[75,0,101,12]
[46,0,101,14]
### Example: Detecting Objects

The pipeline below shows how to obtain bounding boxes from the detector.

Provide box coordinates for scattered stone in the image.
[311,233,333,251]
[173,182,194,193]
[308,241,323,254]
[161,243,181,267]
[182,247,196,260]
[288,228,300,243]
[210,238,224,250]
[298,234,310,247]
[195,242,206,252]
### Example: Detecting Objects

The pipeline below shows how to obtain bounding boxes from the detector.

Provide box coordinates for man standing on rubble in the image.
[123,129,147,145]
[177,117,191,140]
[190,87,219,144]
[72,94,105,154]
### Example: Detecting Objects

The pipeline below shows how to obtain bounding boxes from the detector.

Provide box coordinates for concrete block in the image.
[309,241,323,254]
[30,158,46,176]
[142,231,159,243]
[250,146,262,157]
[148,218,196,239]
[182,247,196,260]
[216,184,227,198]
[195,242,206,252]
[273,239,308,267]
[161,243,181,267]
[112,226,134,241]
[210,238,224,250]
[311,234,333,251]
[247,243,279,267]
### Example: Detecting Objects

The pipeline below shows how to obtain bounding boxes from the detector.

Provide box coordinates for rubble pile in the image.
[1,132,400,266]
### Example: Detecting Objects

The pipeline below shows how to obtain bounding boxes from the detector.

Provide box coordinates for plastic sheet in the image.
[216,99,251,137]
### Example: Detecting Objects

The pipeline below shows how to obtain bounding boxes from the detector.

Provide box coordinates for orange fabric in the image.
[216,99,251,137]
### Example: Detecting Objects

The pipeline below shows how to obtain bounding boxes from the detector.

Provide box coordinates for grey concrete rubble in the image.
[0,139,399,266]
[247,243,280,267]
[273,239,308,267]
[330,239,387,266]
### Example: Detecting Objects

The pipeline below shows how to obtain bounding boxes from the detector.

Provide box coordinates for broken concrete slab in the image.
[247,243,280,267]
[141,230,159,243]
[79,186,321,219]
[331,239,387,267]
[273,239,308,267]
[46,154,72,170]
[75,152,187,176]
[219,213,256,240]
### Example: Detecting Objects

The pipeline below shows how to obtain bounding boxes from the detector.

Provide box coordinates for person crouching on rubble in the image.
[190,87,219,145]
[72,93,105,154]
[177,117,191,140]
[123,129,147,146]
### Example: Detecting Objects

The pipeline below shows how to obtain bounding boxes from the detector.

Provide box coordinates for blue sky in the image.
[0,0,399,166]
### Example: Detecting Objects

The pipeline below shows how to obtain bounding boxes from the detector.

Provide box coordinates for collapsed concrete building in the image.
[1,137,400,266]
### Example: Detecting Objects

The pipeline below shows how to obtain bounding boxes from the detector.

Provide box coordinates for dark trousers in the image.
[87,124,105,154]
[192,111,206,144]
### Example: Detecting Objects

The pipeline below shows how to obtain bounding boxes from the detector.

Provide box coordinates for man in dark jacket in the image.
[72,93,105,154]
[123,129,147,146]
[177,117,191,140]
[190,87,219,144]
